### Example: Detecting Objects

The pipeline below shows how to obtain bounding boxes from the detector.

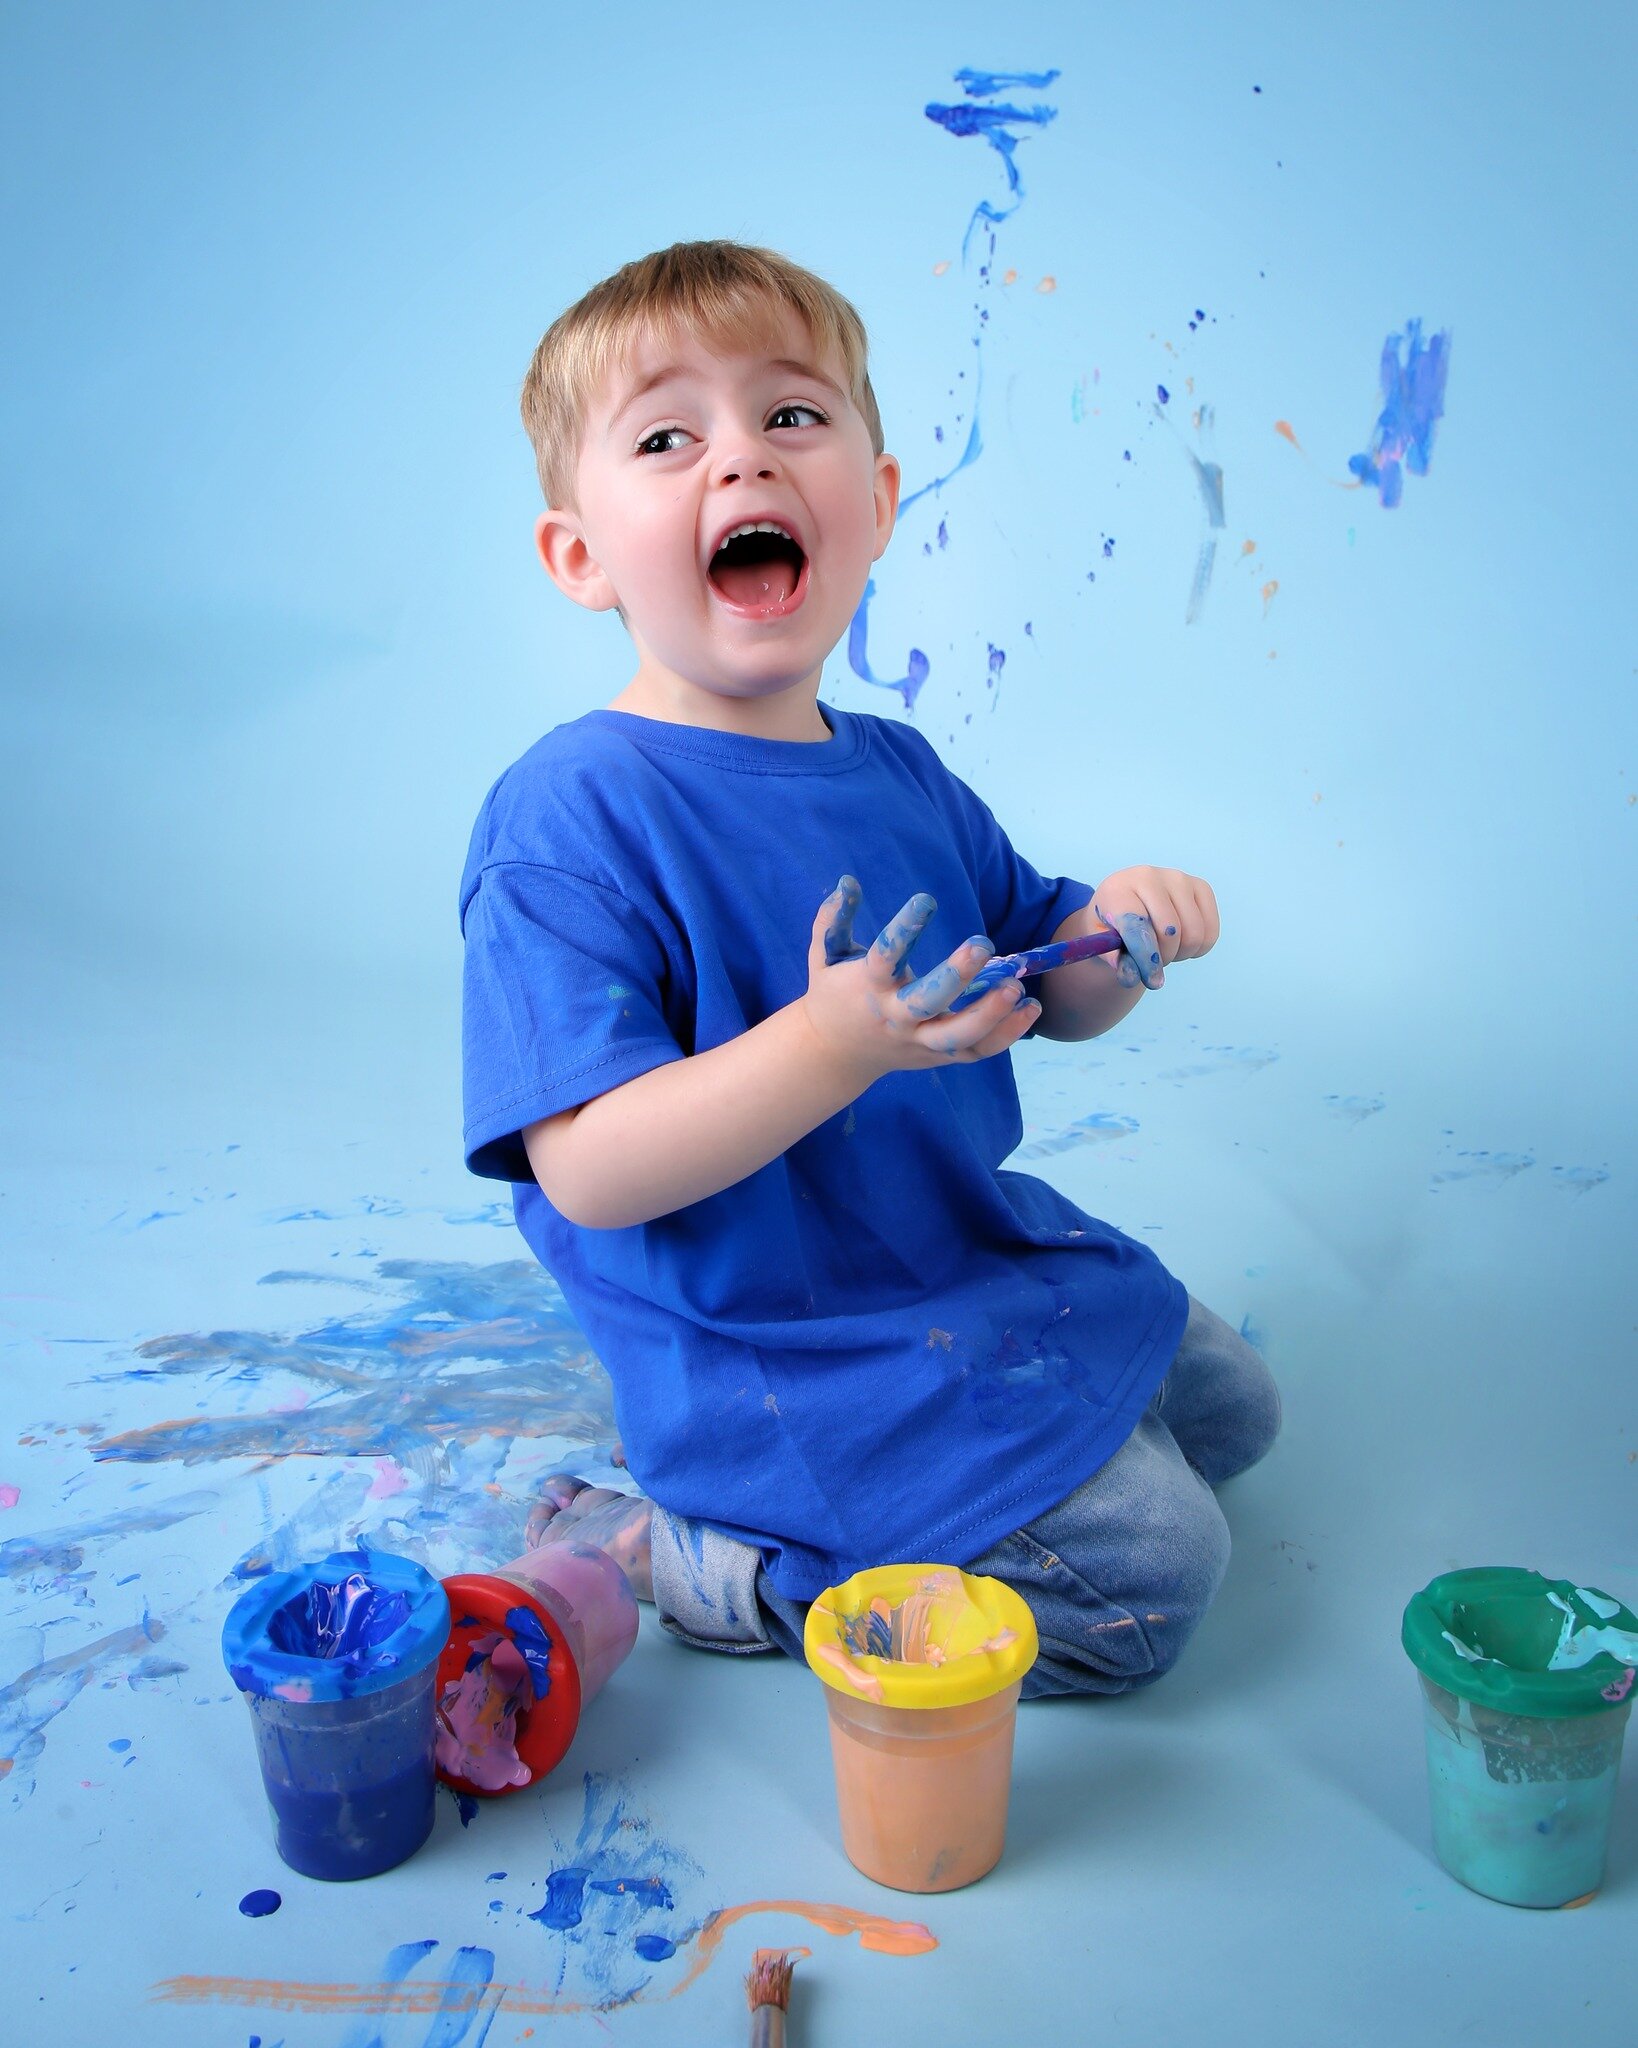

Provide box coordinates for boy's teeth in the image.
[719,522,793,546]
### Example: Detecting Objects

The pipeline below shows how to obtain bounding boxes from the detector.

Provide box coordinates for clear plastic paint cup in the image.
[1402,1567,1638,1908]
[804,1564,1038,1893]
[222,1549,449,1881]
[436,1538,639,1798]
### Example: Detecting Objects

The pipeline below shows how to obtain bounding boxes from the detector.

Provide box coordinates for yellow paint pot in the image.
[804,1564,1038,1892]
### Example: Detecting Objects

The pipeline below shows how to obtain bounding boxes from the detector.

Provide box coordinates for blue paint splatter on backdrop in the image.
[1019,1111,1141,1159]
[238,1888,281,1917]
[1349,319,1451,508]
[847,67,1060,712]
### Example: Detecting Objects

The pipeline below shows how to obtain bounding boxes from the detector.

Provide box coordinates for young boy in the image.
[460,239,1280,1698]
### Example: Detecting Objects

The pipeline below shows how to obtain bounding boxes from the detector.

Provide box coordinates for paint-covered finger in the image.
[819,873,865,965]
[918,977,1029,1053]
[903,936,997,1017]
[947,955,1020,1014]
[868,892,937,982]
[1096,900,1166,990]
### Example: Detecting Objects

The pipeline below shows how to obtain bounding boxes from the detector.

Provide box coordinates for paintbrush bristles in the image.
[746,1948,794,2048]
[745,1948,795,2010]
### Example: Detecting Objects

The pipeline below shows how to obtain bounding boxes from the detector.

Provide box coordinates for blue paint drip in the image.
[1349,319,1451,508]
[924,67,1061,258]
[1184,441,1226,626]
[238,1888,281,1917]
[503,1606,553,1700]
[634,1934,677,1962]
[847,68,1059,714]
[847,578,931,713]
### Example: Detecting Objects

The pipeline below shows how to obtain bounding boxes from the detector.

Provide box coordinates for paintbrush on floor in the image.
[745,1948,796,2047]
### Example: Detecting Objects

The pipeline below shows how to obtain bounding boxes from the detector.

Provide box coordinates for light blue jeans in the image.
[648,1295,1281,1700]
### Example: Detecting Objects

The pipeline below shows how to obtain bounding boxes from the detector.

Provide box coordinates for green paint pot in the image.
[1402,1567,1637,1908]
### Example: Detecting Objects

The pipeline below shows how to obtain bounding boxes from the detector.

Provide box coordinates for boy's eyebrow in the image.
[605,356,847,437]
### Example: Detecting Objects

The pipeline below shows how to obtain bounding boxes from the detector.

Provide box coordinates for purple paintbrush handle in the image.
[948,927,1124,1011]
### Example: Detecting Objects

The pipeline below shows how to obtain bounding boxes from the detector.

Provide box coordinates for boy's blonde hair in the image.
[519,238,885,518]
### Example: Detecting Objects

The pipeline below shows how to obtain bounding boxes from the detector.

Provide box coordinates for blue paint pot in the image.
[223,1550,449,1881]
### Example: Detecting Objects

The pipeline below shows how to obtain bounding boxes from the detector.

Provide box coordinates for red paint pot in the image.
[435,1540,638,1798]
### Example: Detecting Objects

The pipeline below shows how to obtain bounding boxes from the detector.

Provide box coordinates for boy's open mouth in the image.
[706,527,810,617]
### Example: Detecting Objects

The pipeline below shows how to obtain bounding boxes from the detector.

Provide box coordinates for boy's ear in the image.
[534,507,622,615]
[871,452,902,561]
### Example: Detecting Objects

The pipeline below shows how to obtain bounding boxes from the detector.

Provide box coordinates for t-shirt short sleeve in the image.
[461,859,686,1182]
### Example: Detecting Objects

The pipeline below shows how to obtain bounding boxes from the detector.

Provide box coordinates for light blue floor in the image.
[5,932,1634,2045]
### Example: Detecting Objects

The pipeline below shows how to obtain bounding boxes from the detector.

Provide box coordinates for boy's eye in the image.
[634,402,828,458]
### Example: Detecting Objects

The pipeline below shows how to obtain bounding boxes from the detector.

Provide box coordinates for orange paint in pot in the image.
[804,1565,1038,1893]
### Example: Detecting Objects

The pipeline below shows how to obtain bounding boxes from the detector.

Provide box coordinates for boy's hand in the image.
[800,874,1039,1083]
[1092,866,1220,990]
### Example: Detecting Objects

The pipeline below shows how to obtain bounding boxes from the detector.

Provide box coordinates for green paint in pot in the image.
[1402,1568,1636,1908]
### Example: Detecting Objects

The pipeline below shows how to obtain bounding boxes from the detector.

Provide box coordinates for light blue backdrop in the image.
[3,5,1634,2043]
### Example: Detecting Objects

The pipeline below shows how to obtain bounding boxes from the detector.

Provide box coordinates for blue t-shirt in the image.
[460,702,1188,1600]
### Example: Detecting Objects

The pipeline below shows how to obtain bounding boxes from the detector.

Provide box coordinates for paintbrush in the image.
[947,925,1125,1012]
[745,1948,796,2048]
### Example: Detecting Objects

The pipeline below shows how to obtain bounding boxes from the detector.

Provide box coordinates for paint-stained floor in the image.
[5,941,1634,2046]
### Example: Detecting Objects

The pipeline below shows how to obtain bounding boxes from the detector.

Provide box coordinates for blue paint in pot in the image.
[222,1550,449,1881]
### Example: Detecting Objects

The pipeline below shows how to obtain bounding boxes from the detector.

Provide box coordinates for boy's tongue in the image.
[711,555,798,607]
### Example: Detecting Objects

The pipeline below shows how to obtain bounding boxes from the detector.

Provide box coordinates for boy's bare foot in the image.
[525,1473,654,1602]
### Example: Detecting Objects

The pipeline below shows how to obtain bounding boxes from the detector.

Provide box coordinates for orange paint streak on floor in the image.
[148,1899,936,2018]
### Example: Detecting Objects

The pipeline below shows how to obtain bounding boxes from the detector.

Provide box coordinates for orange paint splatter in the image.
[1036,275,1057,293]
[932,260,951,276]
[1240,539,1256,559]
[1274,420,1302,450]
[1261,579,1279,613]
[148,1901,936,2020]
[1001,267,1018,285]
